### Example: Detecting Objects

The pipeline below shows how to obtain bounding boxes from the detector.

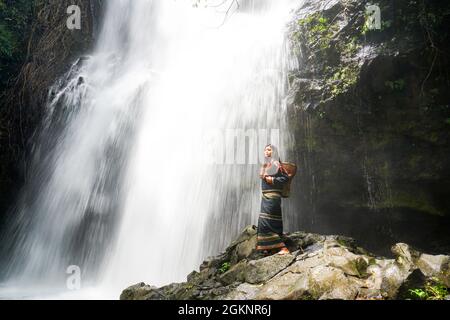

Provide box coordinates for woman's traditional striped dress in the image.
[256,159,289,251]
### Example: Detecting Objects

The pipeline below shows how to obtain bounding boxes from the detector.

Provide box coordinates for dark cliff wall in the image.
[286,0,450,255]
[0,0,104,224]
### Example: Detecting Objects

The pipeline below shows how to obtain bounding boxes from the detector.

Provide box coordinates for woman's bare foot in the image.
[277,247,290,255]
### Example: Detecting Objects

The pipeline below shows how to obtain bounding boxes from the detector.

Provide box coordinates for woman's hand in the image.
[264,175,274,184]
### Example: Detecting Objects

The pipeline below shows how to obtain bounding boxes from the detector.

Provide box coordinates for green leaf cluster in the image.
[218,262,231,274]
[296,13,339,52]
[0,0,34,85]
[408,277,449,300]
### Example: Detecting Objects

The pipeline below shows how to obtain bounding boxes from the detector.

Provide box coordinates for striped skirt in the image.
[256,192,286,251]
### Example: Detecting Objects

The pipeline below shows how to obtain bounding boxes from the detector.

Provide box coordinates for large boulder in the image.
[120,226,450,300]
[416,254,450,287]
[308,265,360,300]
[244,254,296,284]
[218,260,248,285]
[323,240,369,277]
[255,271,310,300]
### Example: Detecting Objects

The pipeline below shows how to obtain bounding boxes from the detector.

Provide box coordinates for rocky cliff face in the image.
[120,225,450,300]
[284,0,450,255]
[0,0,104,223]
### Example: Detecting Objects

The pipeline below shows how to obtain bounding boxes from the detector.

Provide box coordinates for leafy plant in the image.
[408,277,448,300]
[385,79,406,92]
[296,13,339,52]
[219,262,231,274]
[408,288,428,299]
[329,64,359,97]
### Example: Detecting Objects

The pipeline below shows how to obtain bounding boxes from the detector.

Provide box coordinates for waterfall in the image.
[0,0,299,299]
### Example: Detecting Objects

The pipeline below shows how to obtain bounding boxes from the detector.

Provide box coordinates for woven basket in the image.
[280,162,297,198]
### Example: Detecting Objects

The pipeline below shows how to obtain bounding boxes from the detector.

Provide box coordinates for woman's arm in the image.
[271,171,289,187]
[274,172,289,185]
[264,165,289,186]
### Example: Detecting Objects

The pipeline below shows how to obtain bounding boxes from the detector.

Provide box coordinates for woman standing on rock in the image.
[256,144,290,255]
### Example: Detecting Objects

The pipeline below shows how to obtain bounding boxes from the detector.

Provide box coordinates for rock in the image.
[365,262,387,295]
[289,253,328,273]
[187,268,215,285]
[231,234,257,264]
[245,254,295,284]
[197,278,221,290]
[171,282,199,300]
[396,269,428,299]
[199,253,227,271]
[364,256,415,299]
[363,251,417,300]
[225,225,259,265]
[199,257,215,271]
[187,270,200,282]
[308,265,359,300]
[256,271,310,300]
[324,244,369,277]
[222,283,263,300]
[416,254,449,276]
[120,282,164,300]
[416,254,450,287]
[121,226,450,300]
[228,225,257,248]
[295,0,343,20]
[379,262,411,299]
[287,232,325,251]
[218,260,248,285]
[391,243,420,272]
[209,286,235,299]
[288,0,450,258]
[302,242,324,254]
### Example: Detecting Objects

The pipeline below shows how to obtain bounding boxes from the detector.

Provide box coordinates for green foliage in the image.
[219,262,231,274]
[408,277,448,300]
[336,238,350,247]
[342,38,361,58]
[293,12,361,100]
[330,65,359,97]
[299,293,315,300]
[0,0,34,86]
[318,111,325,119]
[296,13,339,52]
[361,17,371,35]
[0,25,14,58]
[409,288,428,299]
[362,8,378,35]
[385,79,406,92]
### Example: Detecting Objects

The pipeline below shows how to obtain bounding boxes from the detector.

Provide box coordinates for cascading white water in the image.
[0,0,299,299]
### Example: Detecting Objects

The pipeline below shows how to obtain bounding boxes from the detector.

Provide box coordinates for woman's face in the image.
[264,146,272,158]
